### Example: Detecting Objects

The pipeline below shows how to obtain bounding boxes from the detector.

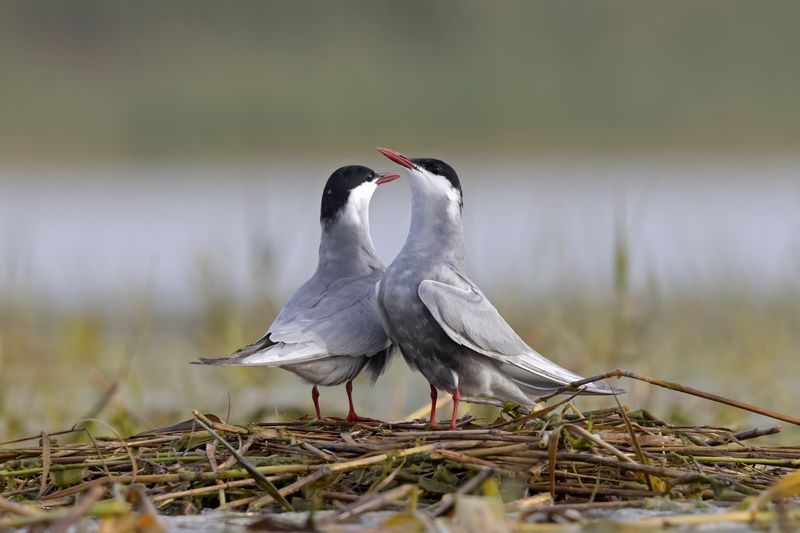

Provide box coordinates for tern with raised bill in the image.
[376,147,620,430]
[196,165,400,422]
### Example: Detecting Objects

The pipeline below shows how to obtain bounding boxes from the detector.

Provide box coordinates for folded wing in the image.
[418,279,617,394]
[200,272,389,367]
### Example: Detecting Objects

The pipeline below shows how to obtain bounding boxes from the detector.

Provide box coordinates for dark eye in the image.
[432,165,441,174]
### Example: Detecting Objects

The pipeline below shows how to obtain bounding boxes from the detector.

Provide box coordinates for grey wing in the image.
[235,272,388,366]
[270,271,388,353]
[418,279,616,394]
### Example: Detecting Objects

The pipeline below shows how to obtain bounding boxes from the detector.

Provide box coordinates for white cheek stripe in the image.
[341,181,377,225]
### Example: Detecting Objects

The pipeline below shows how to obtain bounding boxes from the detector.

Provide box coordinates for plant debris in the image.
[1,390,799,530]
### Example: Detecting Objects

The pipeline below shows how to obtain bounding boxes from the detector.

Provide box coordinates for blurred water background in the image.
[1,1,799,440]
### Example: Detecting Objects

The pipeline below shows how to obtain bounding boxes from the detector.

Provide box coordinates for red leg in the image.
[429,384,440,427]
[345,381,374,422]
[449,387,461,430]
[311,385,322,420]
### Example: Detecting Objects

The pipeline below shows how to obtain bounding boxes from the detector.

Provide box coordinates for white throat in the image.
[401,167,465,267]
[317,180,382,274]
[339,180,377,228]
[410,168,462,222]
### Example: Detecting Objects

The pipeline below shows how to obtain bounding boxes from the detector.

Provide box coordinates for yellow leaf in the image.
[454,495,509,533]
[381,512,426,533]
[764,470,800,499]
[749,470,800,515]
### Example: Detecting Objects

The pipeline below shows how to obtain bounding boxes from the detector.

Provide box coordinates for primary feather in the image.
[418,277,614,394]
[200,272,389,368]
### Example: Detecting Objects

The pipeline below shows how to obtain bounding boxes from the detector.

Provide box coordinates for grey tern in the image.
[196,165,400,422]
[376,147,619,430]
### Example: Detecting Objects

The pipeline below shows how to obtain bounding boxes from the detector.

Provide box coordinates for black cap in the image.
[412,158,462,208]
[320,165,379,225]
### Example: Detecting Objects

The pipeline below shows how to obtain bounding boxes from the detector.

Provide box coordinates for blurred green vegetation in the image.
[2,232,798,441]
[1,1,800,163]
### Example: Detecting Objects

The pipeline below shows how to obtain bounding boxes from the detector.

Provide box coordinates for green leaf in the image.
[51,467,86,488]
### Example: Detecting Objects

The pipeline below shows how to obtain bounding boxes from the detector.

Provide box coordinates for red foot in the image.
[429,384,439,426]
[449,387,461,431]
[343,381,378,423]
[311,385,323,421]
[345,412,377,423]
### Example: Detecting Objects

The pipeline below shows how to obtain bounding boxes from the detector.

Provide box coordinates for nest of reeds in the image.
[1,371,800,530]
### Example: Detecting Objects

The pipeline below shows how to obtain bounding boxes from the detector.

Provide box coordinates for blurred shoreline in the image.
[2,158,798,308]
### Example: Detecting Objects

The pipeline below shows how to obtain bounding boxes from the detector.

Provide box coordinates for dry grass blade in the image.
[367,458,406,494]
[542,368,800,427]
[0,429,84,447]
[613,396,656,492]
[429,468,496,517]
[749,470,800,515]
[49,485,105,533]
[191,411,293,512]
[73,418,138,482]
[1,381,797,529]
[563,424,633,465]
[248,467,331,511]
[0,495,39,516]
[328,484,417,523]
[0,499,129,529]
[125,485,164,531]
[38,430,51,499]
[547,428,560,501]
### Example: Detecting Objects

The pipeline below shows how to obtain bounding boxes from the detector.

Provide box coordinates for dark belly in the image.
[380,276,478,393]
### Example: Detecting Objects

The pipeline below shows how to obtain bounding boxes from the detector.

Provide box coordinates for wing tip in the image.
[579,381,625,395]
[193,356,234,366]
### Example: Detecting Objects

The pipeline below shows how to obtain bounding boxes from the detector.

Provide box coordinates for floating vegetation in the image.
[1,375,800,531]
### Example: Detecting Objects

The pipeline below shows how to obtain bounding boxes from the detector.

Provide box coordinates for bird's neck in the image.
[317,216,382,275]
[403,184,466,267]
